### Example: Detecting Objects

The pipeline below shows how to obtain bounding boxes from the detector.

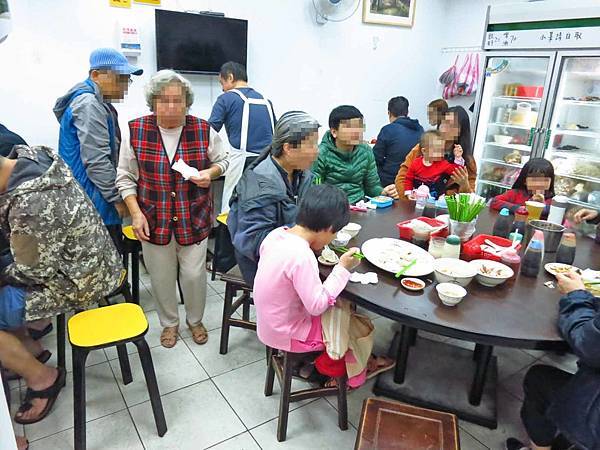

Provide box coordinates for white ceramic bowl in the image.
[433,258,477,287]
[436,283,467,306]
[331,231,351,247]
[342,222,362,238]
[494,135,513,145]
[469,259,514,287]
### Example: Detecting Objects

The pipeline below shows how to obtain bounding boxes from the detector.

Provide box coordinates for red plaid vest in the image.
[129,115,212,245]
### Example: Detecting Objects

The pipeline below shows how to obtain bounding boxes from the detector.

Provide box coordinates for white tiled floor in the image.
[8,271,577,449]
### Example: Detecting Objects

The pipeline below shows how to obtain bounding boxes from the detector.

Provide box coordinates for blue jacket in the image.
[227,155,313,285]
[53,79,121,226]
[373,116,423,187]
[548,289,600,449]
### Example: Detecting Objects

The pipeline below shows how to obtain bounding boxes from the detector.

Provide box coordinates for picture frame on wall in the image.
[363,0,416,27]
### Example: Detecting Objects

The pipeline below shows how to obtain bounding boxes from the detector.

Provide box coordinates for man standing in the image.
[209,61,275,212]
[373,96,423,187]
[53,48,143,248]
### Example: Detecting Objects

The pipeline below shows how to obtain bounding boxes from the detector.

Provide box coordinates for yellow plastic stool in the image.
[68,304,166,450]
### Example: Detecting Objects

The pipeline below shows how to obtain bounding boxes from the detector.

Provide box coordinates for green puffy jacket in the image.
[313,131,383,204]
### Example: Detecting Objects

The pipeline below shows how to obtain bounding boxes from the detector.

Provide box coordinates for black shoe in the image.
[28,323,53,341]
[506,438,528,450]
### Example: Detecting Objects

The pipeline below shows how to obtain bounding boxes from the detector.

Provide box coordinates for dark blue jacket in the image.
[548,289,600,449]
[373,116,423,187]
[227,156,313,285]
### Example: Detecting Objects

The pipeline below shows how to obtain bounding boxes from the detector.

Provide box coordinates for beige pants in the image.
[141,238,208,328]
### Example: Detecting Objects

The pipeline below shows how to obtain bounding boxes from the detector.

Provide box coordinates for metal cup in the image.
[524,220,565,253]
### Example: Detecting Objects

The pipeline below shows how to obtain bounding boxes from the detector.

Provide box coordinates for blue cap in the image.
[500,208,510,216]
[89,48,143,75]
[529,240,543,250]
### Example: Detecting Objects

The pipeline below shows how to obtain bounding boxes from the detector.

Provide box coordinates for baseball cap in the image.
[89,48,143,76]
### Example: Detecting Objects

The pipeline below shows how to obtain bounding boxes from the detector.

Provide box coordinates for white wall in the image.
[0,0,532,148]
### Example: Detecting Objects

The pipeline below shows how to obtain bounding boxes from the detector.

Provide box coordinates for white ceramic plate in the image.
[544,262,581,277]
[361,238,435,277]
[318,255,338,266]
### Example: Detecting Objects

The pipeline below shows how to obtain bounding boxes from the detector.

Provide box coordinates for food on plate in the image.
[372,245,416,272]
[373,196,391,202]
[479,263,509,278]
[321,246,339,264]
[400,278,425,290]
[545,263,581,276]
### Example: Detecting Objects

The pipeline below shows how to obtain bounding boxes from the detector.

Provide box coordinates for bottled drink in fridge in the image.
[521,230,545,277]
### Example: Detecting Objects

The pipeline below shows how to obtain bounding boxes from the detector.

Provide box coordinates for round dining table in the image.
[320,201,600,428]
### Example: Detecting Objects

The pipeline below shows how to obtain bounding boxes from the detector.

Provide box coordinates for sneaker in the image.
[506,437,529,450]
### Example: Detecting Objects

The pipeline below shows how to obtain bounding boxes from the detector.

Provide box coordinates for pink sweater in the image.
[253,227,351,351]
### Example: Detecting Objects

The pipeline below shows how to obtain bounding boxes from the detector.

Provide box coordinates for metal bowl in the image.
[524,220,565,253]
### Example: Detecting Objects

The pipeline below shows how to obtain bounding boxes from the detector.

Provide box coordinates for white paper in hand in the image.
[172,158,200,180]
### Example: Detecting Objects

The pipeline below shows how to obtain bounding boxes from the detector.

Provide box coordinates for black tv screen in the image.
[155,10,248,75]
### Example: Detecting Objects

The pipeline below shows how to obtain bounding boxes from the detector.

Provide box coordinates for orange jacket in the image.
[394,144,478,200]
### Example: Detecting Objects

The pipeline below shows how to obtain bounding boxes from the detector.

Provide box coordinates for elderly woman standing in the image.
[117,70,228,348]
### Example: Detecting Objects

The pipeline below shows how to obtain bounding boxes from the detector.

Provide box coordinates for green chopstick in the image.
[395,259,417,278]
[331,246,365,260]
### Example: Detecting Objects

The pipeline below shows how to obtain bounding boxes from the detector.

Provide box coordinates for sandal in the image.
[366,354,396,380]
[14,366,66,425]
[323,378,356,391]
[160,326,178,348]
[187,321,208,345]
[15,436,29,450]
[4,350,52,381]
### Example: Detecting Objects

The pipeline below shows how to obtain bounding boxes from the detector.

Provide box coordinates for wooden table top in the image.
[321,201,600,350]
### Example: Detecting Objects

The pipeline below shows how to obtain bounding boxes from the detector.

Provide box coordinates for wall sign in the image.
[110,0,131,8]
[484,27,600,50]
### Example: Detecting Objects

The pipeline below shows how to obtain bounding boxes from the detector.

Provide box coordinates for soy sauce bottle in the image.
[521,230,545,277]
[493,208,513,238]
[555,232,576,265]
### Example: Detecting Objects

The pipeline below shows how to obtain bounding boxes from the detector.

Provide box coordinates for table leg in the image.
[469,344,493,406]
[393,326,413,384]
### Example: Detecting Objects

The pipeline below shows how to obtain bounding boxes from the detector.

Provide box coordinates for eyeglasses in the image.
[117,75,133,86]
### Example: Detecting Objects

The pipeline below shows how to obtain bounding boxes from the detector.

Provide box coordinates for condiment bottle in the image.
[493,208,513,238]
[513,206,528,234]
[508,231,523,245]
[423,197,437,218]
[521,230,545,277]
[555,232,576,265]
[501,249,521,281]
[547,195,569,225]
[442,235,461,259]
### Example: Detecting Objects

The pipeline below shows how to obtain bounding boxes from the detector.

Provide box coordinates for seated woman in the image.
[228,111,320,285]
[507,271,600,450]
[395,106,476,200]
[490,158,554,217]
[253,184,394,388]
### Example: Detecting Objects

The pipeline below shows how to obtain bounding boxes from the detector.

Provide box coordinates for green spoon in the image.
[395,259,417,278]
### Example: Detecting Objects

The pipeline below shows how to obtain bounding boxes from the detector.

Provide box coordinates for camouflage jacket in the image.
[0,145,122,320]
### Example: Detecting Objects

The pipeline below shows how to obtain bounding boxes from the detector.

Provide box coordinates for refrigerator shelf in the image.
[485,142,532,152]
[555,172,600,185]
[551,150,600,164]
[560,100,600,108]
[488,122,531,130]
[476,179,512,190]
[481,158,524,169]
[554,129,600,139]
[492,96,542,103]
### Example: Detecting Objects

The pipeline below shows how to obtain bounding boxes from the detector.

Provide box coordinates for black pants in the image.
[106,224,123,255]
[521,364,573,448]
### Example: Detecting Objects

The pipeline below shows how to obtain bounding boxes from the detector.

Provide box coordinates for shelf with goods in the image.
[491,96,542,103]
[484,142,532,152]
[480,158,524,169]
[488,122,532,130]
[550,150,600,165]
[553,128,600,139]
[560,100,600,108]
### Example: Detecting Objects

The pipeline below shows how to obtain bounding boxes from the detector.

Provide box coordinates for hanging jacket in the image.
[373,116,424,187]
[53,79,121,225]
[0,146,122,321]
[313,131,383,204]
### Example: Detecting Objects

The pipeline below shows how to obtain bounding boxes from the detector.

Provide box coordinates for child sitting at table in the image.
[490,158,554,216]
[253,184,394,388]
[403,130,464,200]
[312,105,398,204]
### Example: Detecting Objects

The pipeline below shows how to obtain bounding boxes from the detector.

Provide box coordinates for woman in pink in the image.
[253,184,393,387]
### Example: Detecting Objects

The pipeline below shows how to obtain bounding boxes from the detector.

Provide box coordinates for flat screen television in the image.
[155,10,248,75]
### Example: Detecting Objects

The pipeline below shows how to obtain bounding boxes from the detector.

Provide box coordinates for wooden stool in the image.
[355,398,460,450]
[122,225,142,304]
[68,303,167,450]
[264,348,348,442]
[219,266,255,355]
